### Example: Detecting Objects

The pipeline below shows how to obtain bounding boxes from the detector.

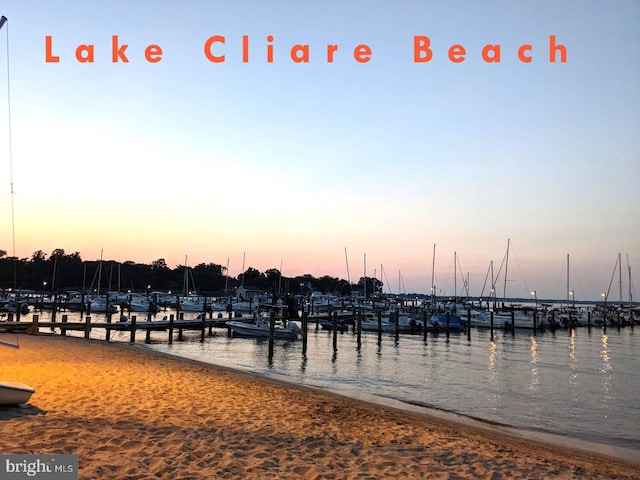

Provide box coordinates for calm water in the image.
[45,311,640,453]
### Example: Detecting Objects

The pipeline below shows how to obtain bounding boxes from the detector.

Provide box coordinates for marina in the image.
[2,299,639,458]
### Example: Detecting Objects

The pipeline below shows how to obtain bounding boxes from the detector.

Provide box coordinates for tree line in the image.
[0,249,383,297]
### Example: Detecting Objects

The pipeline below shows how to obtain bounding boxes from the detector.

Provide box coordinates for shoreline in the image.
[143,343,640,466]
[1,333,639,479]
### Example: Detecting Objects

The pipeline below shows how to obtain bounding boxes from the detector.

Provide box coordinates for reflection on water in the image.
[568,330,579,402]
[600,333,612,417]
[529,336,539,394]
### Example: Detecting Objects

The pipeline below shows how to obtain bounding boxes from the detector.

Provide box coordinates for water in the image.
[35,311,640,454]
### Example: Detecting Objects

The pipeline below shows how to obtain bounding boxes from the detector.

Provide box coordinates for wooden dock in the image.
[0,313,225,344]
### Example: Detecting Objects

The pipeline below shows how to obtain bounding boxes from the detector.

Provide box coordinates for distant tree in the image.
[151,258,169,270]
[238,267,266,289]
[357,276,384,298]
[31,250,47,262]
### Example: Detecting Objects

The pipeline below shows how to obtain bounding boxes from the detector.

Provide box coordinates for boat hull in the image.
[226,321,299,340]
[0,381,35,405]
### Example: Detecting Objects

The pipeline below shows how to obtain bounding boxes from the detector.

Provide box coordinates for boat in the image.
[0,339,35,405]
[0,381,35,405]
[492,310,546,329]
[430,312,466,332]
[226,317,302,340]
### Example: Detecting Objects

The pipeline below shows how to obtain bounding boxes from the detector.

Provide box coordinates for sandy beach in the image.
[1,333,638,479]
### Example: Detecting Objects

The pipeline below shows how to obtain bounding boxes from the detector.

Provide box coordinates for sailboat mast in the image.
[566,253,570,304]
[491,260,496,310]
[503,239,510,301]
[51,254,58,293]
[454,251,457,306]
[2,17,17,289]
[363,253,367,301]
[96,249,103,296]
[183,255,188,296]
[618,252,623,304]
[628,254,633,306]
[344,247,351,285]
[431,243,436,308]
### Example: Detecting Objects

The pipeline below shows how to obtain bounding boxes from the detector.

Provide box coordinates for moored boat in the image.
[226,317,302,340]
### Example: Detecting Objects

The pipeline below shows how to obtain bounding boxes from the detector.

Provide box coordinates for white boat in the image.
[0,381,35,405]
[178,296,207,312]
[127,294,157,313]
[491,311,546,329]
[226,317,302,340]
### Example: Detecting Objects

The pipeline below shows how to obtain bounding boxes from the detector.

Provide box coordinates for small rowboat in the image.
[0,381,35,405]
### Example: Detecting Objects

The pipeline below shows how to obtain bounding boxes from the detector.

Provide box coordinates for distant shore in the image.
[1,334,639,479]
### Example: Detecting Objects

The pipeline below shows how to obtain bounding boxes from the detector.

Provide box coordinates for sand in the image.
[0,333,638,479]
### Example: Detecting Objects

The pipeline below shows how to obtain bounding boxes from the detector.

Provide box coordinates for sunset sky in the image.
[0,1,638,301]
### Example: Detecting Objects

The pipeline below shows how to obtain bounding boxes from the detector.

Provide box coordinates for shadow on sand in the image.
[0,404,46,420]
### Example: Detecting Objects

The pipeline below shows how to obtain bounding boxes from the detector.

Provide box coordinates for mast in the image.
[454,251,457,309]
[491,260,496,310]
[628,254,633,306]
[363,252,367,301]
[566,253,570,304]
[183,255,188,296]
[502,238,510,301]
[1,16,17,289]
[96,249,103,296]
[618,252,623,305]
[431,243,436,308]
[51,254,58,293]
[344,247,351,285]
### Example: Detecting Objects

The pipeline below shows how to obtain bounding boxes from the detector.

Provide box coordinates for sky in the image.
[0,1,638,301]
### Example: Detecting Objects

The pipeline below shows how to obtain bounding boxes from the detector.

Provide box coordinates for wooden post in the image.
[84,315,92,339]
[422,310,428,342]
[145,326,151,344]
[302,310,308,356]
[533,310,537,335]
[106,311,112,342]
[445,311,450,340]
[129,315,137,343]
[510,310,515,335]
[168,313,175,345]
[617,312,621,331]
[332,310,338,353]
[268,311,275,362]
[587,310,592,333]
[394,311,400,342]
[227,310,233,337]
[200,310,206,342]
[377,310,383,346]
[467,308,471,341]
[61,314,68,336]
[356,308,362,350]
[178,312,184,341]
[30,314,39,334]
